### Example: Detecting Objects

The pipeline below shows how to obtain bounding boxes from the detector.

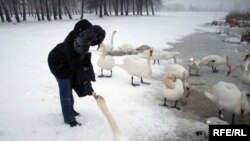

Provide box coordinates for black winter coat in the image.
[48,20,96,97]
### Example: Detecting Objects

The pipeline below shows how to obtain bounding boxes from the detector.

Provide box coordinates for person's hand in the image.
[83,81,93,96]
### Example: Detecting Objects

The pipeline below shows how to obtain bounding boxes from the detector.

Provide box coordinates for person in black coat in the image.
[48,19,105,127]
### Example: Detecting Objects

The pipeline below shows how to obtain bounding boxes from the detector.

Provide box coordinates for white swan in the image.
[116,50,153,86]
[164,63,189,82]
[188,57,201,76]
[97,43,115,78]
[161,73,190,110]
[95,95,130,141]
[199,54,231,72]
[204,81,249,124]
[136,44,151,53]
[227,61,250,86]
[99,31,117,53]
[141,48,179,64]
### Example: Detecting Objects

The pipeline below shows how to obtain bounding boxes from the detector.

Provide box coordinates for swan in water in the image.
[199,54,231,73]
[93,93,130,141]
[188,57,202,76]
[116,50,153,86]
[204,81,249,124]
[97,43,115,78]
[99,31,117,54]
[227,61,250,86]
[161,72,190,110]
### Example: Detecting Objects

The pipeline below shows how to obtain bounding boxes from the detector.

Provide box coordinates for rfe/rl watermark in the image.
[209,125,250,141]
[213,129,247,136]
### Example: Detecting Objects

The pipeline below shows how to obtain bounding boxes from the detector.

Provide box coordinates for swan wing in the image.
[162,79,184,101]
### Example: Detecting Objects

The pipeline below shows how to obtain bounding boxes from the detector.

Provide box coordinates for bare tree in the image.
[35,0,41,21]
[40,0,44,20]
[51,0,57,20]
[120,0,124,15]
[80,0,84,19]
[103,0,108,16]
[63,0,72,19]
[45,0,51,21]
[99,0,103,18]
[145,0,149,16]
[12,0,21,22]
[58,0,62,19]
[0,1,5,22]
[150,0,154,15]
[22,0,26,21]
[0,0,11,22]
[108,0,111,15]
[113,0,118,16]
[124,0,129,16]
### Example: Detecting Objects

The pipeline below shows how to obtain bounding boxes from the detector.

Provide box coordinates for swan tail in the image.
[204,91,215,103]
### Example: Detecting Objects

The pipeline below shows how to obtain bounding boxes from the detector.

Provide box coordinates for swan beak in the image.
[240,108,245,119]
[97,44,101,50]
[226,71,230,77]
[243,54,249,61]
[186,87,190,97]
[149,49,153,57]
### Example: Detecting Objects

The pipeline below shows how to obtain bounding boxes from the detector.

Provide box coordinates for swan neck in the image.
[111,31,116,46]
[101,45,107,57]
[97,97,121,136]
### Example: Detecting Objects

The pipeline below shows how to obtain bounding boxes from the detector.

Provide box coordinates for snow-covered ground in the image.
[1,12,247,141]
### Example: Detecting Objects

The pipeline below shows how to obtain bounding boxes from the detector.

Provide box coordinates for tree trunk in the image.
[132,0,135,15]
[80,0,84,19]
[114,0,118,16]
[13,0,21,22]
[99,0,103,18]
[136,0,139,15]
[40,0,44,20]
[150,0,154,15]
[35,0,41,21]
[120,0,123,16]
[103,0,108,16]
[0,0,12,22]
[140,0,143,15]
[63,0,72,19]
[108,0,111,15]
[8,0,13,17]
[51,0,57,20]
[0,1,5,22]
[22,0,26,21]
[45,0,51,21]
[145,0,149,16]
[124,0,129,16]
[58,0,62,19]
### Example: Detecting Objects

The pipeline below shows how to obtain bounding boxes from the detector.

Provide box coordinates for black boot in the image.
[74,110,80,116]
[69,121,81,127]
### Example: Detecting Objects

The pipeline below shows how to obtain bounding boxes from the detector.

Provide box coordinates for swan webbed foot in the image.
[104,75,112,78]
[98,75,104,78]
[132,83,140,87]
[141,81,150,85]
[140,78,150,85]
[171,106,181,110]
[212,69,219,73]
[247,93,250,98]
[160,104,169,107]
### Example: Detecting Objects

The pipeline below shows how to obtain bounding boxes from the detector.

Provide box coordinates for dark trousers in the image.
[55,77,76,123]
